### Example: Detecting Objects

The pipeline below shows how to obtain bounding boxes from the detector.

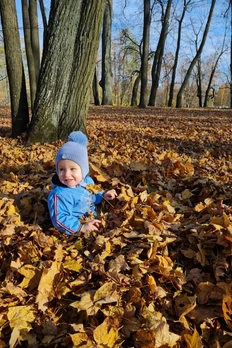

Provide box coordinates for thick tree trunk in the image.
[176,0,216,108]
[29,0,105,143]
[0,0,29,137]
[101,0,113,105]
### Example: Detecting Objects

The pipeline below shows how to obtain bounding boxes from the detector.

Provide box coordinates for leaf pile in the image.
[0,106,232,348]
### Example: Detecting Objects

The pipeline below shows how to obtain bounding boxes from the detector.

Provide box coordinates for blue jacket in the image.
[47,175,104,235]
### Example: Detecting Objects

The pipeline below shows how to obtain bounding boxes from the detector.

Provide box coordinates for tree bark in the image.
[176,0,216,108]
[148,0,172,106]
[168,0,191,107]
[29,0,105,143]
[0,0,29,137]
[29,0,40,82]
[101,0,113,105]
[93,67,101,105]
[139,0,150,108]
[22,0,37,109]
[131,71,141,106]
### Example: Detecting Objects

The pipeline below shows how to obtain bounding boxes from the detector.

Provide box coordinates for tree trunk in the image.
[168,0,190,107]
[93,67,101,105]
[38,0,48,43]
[131,71,141,106]
[0,0,29,137]
[139,0,150,108]
[203,54,222,107]
[29,0,40,82]
[176,0,216,108]
[148,0,172,106]
[22,0,37,110]
[101,0,113,105]
[28,0,105,143]
[196,58,202,107]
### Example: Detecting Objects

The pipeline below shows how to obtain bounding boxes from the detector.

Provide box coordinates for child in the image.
[48,131,117,235]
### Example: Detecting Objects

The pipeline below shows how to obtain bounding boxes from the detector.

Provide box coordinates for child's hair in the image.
[55,131,89,178]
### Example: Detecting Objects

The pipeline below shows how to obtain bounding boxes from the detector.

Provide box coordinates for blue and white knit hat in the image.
[56,131,89,178]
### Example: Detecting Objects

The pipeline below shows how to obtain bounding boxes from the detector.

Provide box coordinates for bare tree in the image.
[102,0,113,105]
[168,0,192,107]
[22,0,38,109]
[148,0,172,106]
[139,0,151,108]
[176,0,216,108]
[29,0,40,82]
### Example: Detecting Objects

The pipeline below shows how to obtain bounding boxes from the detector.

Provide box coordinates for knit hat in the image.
[55,131,89,178]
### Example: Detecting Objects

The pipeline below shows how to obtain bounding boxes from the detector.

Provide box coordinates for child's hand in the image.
[103,189,117,201]
[80,219,102,233]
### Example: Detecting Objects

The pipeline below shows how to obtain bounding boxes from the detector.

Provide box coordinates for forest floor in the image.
[0,105,232,348]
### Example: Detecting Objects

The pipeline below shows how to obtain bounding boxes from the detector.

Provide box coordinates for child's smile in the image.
[57,159,82,188]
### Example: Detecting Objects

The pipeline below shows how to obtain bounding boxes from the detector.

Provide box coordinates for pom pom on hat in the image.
[68,131,88,146]
[56,131,89,178]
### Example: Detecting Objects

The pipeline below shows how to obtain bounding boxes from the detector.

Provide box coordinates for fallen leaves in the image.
[0,106,232,347]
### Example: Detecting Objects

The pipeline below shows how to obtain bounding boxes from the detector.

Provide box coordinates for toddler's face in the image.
[57,160,82,187]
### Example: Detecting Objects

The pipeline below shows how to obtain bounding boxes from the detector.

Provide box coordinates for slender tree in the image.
[176,0,216,108]
[28,0,105,143]
[29,0,40,83]
[148,0,172,106]
[93,67,101,105]
[139,0,151,108]
[0,0,29,137]
[168,0,191,107]
[22,0,38,109]
[101,0,113,105]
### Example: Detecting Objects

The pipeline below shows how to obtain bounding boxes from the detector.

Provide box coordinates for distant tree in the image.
[93,67,101,105]
[176,0,216,108]
[148,0,172,106]
[168,0,192,107]
[139,0,151,108]
[28,0,105,143]
[22,0,40,110]
[116,29,141,105]
[0,0,29,137]
[101,0,113,105]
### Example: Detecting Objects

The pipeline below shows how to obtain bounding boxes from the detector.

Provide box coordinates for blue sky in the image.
[14,0,230,82]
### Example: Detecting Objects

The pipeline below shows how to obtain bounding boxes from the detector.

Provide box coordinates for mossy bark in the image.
[29,0,105,143]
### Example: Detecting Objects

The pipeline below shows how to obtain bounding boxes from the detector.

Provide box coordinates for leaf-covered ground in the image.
[0,106,232,348]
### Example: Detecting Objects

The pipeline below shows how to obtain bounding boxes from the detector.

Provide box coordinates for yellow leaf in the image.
[183,327,203,347]
[7,306,35,330]
[18,264,41,290]
[90,163,111,182]
[36,244,63,312]
[86,183,103,193]
[63,260,82,272]
[93,320,120,348]
[71,290,97,315]
[94,282,118,304]
[7,204,17,216]
[70,333,93,347]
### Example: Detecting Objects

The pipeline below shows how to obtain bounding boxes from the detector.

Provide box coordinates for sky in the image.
[13,0,230,84]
